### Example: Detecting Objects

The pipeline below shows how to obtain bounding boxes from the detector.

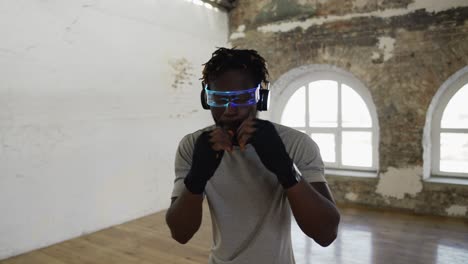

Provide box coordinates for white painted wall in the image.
[0,0,228,260]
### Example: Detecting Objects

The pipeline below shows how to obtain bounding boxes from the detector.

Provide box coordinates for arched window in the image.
[270,65,379,173]
[428,67,468,179]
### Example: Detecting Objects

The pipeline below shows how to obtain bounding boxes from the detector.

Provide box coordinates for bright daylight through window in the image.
[281,80,376,171]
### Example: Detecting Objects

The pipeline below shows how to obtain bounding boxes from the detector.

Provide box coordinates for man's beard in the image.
[212,108,258,144]
[216,119,243,133]
[215,119,241,146]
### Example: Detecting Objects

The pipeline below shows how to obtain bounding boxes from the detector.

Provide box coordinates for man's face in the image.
[208,70,258,133]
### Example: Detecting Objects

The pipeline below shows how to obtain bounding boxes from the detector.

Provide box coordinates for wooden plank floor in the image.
[1,202,467,264]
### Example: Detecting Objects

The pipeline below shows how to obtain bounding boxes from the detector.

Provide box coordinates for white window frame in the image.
[268,65,379,174]
[429,67,468,179]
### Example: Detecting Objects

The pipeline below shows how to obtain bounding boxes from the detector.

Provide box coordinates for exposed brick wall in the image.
[229,0,468,218]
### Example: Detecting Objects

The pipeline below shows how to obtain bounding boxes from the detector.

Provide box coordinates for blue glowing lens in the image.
[205,84,260,107]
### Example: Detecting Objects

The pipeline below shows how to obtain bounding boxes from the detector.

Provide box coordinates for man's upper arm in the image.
[291,132,327,183]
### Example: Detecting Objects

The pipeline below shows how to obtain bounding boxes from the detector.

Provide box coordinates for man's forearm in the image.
[286,179,340,247]
[165,188,204,244]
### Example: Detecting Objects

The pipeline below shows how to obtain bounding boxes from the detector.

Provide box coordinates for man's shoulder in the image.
[179,124,216,146]
[271,121,306,139]
[270,121,318,149]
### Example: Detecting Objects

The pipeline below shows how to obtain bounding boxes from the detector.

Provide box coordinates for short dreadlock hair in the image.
[202,47,269,87]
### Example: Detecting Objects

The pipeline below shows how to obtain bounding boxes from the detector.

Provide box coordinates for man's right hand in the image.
[183,128,232,194]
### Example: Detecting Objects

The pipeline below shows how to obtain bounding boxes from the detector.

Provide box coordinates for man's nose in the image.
[224,102,237,114]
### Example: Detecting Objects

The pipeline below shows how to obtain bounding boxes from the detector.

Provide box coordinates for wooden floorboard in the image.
[1,202,467,264]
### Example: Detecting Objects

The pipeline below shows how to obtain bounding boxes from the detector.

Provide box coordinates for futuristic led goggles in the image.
[200,83,270,111]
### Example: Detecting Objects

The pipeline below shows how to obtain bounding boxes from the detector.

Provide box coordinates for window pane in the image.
[342,84,372,128]
[281,86,305,127]
[437,244,468,264]
[309,80,338,127]
[441,84,468,129]
[440,133,468,173]
[311,133,335,163]
[342,131,372,167]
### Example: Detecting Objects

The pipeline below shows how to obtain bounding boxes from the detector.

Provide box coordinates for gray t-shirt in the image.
[171,122,326,264]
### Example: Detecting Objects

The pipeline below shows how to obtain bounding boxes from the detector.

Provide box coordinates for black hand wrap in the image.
[184,131,224,194]
[250,119,302,189]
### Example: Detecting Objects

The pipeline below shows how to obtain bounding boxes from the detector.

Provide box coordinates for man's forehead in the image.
[209,70,255,91]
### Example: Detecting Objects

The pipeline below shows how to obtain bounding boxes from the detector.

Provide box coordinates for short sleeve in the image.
[171,134,194,199]
[284,130,326,183]
[171,126,215,199]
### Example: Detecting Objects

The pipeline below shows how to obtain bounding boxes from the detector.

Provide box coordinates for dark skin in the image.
[166,69,340,246]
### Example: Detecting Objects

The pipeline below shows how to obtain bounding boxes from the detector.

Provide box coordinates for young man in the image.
[165,48,340,264]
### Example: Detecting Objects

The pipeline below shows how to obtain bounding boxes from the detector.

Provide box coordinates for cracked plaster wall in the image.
[229,0,468,218]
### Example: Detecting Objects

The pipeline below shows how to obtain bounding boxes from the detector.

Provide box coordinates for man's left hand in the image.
[237,118,301,189]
